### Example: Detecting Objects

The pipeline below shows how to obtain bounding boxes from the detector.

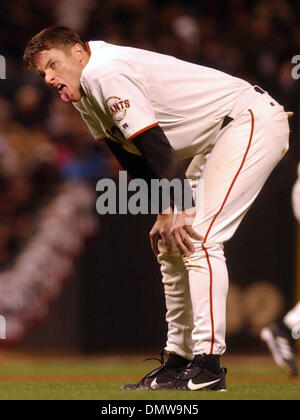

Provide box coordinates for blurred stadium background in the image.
[0,0,299,357]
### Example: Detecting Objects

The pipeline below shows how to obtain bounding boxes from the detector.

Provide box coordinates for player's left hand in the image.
[171,210,203,256]
[150,208,203,257]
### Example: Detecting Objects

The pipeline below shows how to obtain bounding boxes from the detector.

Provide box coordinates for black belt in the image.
[254,86,265,95]
[220,115,234,130]
[221,86,265,130]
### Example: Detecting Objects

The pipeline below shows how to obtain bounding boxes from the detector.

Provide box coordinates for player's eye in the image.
[50,61,58,69]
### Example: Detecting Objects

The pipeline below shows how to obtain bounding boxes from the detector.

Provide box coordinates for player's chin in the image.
[70,93,83,103]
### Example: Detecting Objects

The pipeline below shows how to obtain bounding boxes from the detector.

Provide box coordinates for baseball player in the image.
[261,304,299,376]
[23,26,290,392]
[260,167,300,377]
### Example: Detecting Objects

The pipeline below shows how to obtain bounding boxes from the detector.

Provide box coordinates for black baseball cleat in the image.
[261,321,299,377]
[152,354,227,392]
[121,352,190,390]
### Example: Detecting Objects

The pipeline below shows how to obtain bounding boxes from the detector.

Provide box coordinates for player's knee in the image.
[182,241,225,266]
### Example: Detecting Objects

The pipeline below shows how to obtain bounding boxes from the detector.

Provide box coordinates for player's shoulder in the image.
[81,41,132,84]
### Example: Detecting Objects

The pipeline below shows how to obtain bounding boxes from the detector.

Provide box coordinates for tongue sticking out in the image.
[60,85,71,103]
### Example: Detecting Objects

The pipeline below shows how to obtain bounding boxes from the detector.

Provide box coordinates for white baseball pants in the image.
[158,88,290,359]
[284,303,300,331]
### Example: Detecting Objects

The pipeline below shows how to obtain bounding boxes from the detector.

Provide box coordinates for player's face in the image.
[35,44,89,103]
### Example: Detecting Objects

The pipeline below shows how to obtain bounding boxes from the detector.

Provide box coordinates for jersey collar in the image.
[85,42,91,56]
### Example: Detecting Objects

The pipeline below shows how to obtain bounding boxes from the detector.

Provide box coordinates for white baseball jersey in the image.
[73,41,251,158]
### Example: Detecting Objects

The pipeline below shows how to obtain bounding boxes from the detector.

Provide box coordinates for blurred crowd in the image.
[0,0,299,343]
[0,182,98,344]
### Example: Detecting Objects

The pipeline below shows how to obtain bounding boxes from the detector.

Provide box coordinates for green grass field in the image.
[0,352,299,400]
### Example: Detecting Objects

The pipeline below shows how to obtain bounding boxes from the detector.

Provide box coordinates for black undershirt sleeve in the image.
[132,126,186,180]
[105,138,157,213]
[132,126,194,212]
[105,125,194,213]
[105,138,156,184]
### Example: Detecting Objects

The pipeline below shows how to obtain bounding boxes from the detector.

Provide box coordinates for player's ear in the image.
[71,43,86,62]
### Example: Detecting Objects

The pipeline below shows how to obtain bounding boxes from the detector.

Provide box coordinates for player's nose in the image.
[45,71,55,86]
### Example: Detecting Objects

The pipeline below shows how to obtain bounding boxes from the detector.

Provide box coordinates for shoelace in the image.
[143,349,165,366]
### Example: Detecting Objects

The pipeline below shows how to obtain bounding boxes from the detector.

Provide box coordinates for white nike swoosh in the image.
[188,378,221,391]
[151,378,158,389]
